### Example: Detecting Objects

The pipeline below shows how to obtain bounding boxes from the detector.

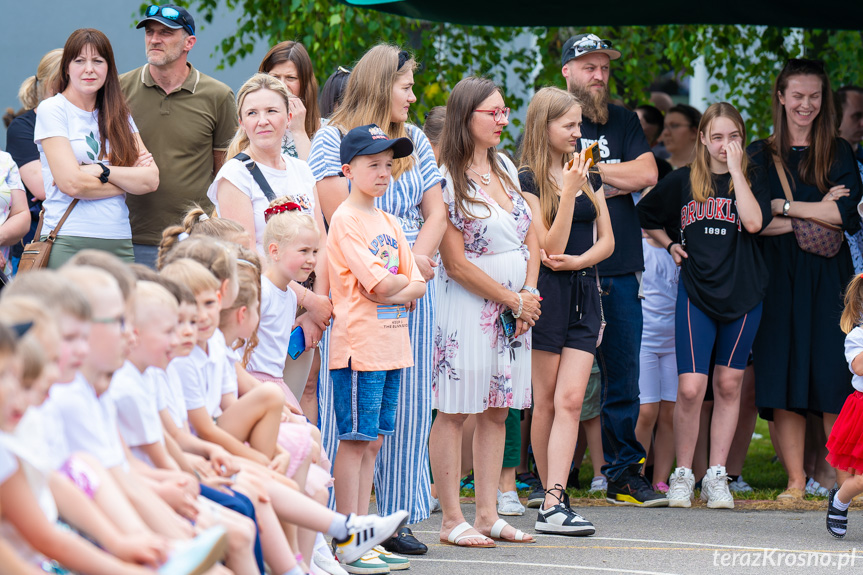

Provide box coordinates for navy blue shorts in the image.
[332,362,400,441]
[675,282,762,375]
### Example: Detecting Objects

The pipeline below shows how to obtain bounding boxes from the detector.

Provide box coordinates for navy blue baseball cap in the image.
[340,124,413,166]
[137,5,196,36]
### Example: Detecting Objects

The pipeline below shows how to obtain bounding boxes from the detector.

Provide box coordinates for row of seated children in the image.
[0,202,408,574]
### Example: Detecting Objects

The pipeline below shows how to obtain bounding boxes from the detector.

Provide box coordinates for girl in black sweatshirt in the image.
[637,102,771,510]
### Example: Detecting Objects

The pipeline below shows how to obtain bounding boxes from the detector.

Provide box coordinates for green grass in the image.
[460,417,828,502]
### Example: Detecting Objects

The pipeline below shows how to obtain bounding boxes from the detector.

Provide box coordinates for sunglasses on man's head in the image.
[145,5,194,36]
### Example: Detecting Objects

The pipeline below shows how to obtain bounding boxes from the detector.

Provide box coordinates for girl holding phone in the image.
[519,87,613,534]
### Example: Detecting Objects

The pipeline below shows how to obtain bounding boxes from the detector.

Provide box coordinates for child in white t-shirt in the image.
[635,235,679,492]
[0,151,25,277]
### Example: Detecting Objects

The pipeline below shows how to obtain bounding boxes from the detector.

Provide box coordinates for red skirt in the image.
[826,390,863,474]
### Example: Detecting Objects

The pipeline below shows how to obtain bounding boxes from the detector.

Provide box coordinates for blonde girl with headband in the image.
[245,197,325,430]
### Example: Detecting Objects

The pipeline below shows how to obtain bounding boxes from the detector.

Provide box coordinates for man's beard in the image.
[569,81,610,125]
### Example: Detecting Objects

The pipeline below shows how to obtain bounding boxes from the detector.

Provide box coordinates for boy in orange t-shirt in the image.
[328,124,426,520]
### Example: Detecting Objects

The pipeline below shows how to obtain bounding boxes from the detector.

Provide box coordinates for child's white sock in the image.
[834,495,851,511]
[314,532,332,556]
[282,567,304,575]
[329,513,349,540]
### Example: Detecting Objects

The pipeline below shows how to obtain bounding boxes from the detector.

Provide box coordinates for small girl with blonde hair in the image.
[158,205,251,268]
[246,196,319,407]
[825,273,863,537]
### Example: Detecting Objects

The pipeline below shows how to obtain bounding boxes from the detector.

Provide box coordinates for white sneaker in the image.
[333,511,408,565]
[700,465,734,509]
[805,477,829,497]
[668,467,695,508]
[312,550,349,575]
[339,551,390,574]
[497,489,525,516]
[728,475,753,493]
[588,476,607,493]
[429,495,441,513]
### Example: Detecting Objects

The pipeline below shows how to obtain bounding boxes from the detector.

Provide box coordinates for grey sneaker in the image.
[700,465,734,509]
[728,475,753,493]
[668,467,695,508]
[497,490,525,516]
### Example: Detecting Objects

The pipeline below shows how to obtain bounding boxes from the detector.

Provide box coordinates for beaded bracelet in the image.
[513,292,524,319]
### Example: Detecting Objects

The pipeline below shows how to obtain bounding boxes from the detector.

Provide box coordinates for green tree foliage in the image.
[158,0,863,144]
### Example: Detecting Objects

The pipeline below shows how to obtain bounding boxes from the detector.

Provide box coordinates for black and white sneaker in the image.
[527,483,546,509]
[333,510,409,564]
[534,484,595,536]
[827,488,848,539]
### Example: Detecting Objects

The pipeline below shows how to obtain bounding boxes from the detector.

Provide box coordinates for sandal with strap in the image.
[488,518,535,543]
[827,488,848,539]
[440,522,495,548]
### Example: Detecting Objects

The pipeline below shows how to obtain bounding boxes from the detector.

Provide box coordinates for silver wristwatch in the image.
[521,286,540,297]
[782,200,791,217]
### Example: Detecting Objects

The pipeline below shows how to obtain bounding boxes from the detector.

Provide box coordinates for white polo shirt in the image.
[110,361,164,466]
[47,372,127,470]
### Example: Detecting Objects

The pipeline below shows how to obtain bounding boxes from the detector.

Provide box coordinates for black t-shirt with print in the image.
[579,104,652,276]
[637,166,772,321]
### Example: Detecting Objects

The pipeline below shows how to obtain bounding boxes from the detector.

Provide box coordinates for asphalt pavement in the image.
[394,502,862,574]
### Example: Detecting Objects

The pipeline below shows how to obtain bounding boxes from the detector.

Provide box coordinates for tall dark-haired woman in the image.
[36,29,158,268]
[430,76,539,547]
[750,59,863,500]
[638,102,771,509]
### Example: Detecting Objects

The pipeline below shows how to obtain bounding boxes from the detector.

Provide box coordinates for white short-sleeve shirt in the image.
[845,326,863,393]
[247,275,297,378]
[110,361,164,466]
[46,373,127,470]
[155,366,188,428]
[0,439,17,485]
[207,153,316,254]
[34,93,138,239]
[169,329,233,423]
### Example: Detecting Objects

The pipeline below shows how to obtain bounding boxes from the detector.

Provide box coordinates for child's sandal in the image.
[827,488,848,539]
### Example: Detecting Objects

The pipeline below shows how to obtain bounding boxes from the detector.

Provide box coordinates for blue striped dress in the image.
[309,123,442,523]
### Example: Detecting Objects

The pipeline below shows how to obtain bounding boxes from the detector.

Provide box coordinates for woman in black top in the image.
[638,102,771,509]
[520,87,613,535]
[748,59,863,499]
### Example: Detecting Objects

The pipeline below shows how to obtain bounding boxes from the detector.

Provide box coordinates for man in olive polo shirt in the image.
[120,4,237,267]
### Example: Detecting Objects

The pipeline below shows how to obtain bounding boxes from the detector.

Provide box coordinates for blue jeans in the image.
[133,243,159,269]
[597,273,646,482]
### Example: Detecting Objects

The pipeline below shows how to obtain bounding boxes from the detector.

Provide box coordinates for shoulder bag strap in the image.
[771,153,794,202]
[233,152,277,203]
[593,221,604,322]
[46,199,79,242]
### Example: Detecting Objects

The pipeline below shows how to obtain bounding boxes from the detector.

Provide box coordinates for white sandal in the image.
[489,518,535,543]
[440,521,495,548]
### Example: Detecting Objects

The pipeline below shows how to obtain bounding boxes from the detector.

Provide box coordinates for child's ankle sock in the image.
[314,531,330,555]
[329,513,349,541]
[282,567,304,575]
[834,495,851,511]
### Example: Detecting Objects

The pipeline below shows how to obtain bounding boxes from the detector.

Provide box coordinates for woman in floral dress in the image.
[430,77,540,548]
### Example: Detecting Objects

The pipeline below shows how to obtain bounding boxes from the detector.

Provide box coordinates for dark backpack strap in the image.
[233,153,277,203]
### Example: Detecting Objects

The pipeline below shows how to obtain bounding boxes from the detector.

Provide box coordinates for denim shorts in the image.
[331,364,401,441]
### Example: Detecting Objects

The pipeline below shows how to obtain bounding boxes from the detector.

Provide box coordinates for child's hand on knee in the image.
[269,452,291,475]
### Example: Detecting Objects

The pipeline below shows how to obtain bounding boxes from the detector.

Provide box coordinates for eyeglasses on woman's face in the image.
[474,107,510,123]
